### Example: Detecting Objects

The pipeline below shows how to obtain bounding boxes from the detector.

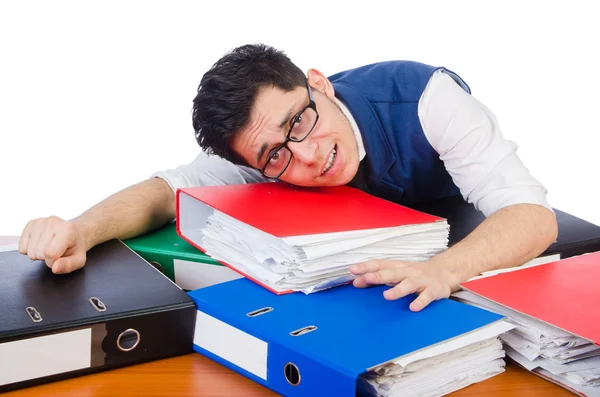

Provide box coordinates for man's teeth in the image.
[322,148,337,174]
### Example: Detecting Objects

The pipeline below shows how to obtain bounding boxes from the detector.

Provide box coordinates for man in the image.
[18,44,557,311]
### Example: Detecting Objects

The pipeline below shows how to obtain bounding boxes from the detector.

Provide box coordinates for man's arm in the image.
[72,177,176,250]
[430,203,557,285]
[19,177,176,274]
[19,151,271,274]
[351,203,556,311]
[350,70,558,310]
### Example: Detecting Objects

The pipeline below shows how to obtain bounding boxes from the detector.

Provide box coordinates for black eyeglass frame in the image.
[259,83,319,179]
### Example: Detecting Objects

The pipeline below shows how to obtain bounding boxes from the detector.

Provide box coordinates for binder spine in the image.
[192,341,357,396]
[0,324,105,390]
[101,304,196,366]
[267,341,357,396]
[193,309,356,396]
[0,305,196,393]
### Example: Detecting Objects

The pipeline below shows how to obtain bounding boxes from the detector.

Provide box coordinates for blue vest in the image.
[329,61,470,206]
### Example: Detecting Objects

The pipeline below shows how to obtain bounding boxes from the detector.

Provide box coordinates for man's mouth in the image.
[321,144,338,175]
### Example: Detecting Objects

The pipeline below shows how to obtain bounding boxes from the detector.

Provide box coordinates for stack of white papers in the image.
[360,321,514,397]
[453,290,600,396]
[178,182,451,294]
[199,210,449,294]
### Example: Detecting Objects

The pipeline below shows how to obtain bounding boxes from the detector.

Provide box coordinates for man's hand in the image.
[349,260,460,312]
[18,216,88,274]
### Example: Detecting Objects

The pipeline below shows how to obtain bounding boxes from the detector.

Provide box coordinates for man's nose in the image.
[289,139,318,165]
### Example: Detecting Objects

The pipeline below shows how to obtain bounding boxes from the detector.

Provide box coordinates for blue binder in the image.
[188,278,504,396]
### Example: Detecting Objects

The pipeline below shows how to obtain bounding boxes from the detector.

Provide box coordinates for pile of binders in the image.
[177,182,450,294]
[4,186,600,396]
[124,222,242,291]
[0,240,196,393]
[1,237,513,396]
[456,251,600,397]
[189,277,514,397]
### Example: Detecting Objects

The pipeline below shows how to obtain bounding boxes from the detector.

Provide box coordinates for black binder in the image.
[413,195,600,259]
[0,239,196,392]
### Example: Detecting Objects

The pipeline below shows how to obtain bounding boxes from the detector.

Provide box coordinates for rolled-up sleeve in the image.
[418,70,553,217]
[151,150,271,191]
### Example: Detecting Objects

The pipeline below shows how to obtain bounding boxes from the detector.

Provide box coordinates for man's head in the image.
[193,44,360,187]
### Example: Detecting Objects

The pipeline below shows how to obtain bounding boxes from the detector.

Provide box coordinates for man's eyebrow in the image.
[256,101,302,165]
[279,105,296,129]
[257,142,269,165]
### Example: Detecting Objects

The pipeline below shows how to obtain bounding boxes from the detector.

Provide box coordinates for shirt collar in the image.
[333,97,366,161]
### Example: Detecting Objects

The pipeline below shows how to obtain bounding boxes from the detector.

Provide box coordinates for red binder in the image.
[178,182,443,236]
[461,251,600,345]
[176,182,446,294]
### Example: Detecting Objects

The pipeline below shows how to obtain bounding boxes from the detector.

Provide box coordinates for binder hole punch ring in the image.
[284,362,301,386]
[246,307,274,317]
[290,325,317,337]
[117,329,140,352]
[26,307,42,323]
[89,297,106,312]
[149,261,165,274]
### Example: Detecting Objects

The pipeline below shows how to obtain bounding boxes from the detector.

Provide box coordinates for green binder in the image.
[123,222,242,290]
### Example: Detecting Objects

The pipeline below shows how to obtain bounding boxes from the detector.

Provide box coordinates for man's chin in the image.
[307,179,352,188]
[281,171,356,188]
[281,180,345,188]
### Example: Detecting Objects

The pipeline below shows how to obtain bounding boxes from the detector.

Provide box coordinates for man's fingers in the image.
[43,234,69,268]
[383,277,420,300]
[349,260,382,275]
[18,220,34,254]
[44,228,75,270]
[352,273,395,288]
[26,226,44,261]
[350,260,411,275]
[53,252,86,274]
[52,253,86,274]
[352,261,415,289]
[36,229,56,263]
[53,256,73,274]
[351,261,452,312]
[409,288,437,312]
[364,267,407,286]
[18,231,30,255]
[16,216,87,275]
[352,275,371,288]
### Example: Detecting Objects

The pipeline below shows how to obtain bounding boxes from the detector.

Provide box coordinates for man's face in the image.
[230,71,360,187]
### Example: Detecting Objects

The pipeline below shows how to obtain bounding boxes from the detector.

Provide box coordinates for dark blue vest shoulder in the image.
[329,61,469,206]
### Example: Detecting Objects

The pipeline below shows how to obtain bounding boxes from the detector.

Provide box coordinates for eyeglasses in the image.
[260,84,319,178]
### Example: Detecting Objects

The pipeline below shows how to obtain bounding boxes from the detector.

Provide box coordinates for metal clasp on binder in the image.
[290,325,317,336]
[89,297,107,312]
[284,325,318,387]
[246,307,273,317]
[26,307,42,323]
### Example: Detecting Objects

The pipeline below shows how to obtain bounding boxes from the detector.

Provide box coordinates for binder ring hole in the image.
[149,261,165,274]
[89,297,106,312]
[290,325,317,336]
[26,307,42,323]
[117,329,140,352]
[247,307,274,317]
[284,362,301,386]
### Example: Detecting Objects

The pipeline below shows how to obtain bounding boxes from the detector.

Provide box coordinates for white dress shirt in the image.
[152,70,552,217]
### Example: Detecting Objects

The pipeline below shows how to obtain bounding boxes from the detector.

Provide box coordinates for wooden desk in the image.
[2,353,574,397]
[1,236,573,396]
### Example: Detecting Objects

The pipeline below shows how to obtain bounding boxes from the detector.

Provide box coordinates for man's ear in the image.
[307,68,335,99]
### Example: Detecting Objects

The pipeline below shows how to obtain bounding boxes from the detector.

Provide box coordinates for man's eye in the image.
[269,151,280,162]
[292,114,303,127]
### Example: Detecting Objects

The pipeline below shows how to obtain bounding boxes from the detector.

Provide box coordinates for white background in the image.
[1,0,598,235]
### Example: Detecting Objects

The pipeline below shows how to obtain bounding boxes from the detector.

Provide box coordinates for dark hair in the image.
[192,44,307,166]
